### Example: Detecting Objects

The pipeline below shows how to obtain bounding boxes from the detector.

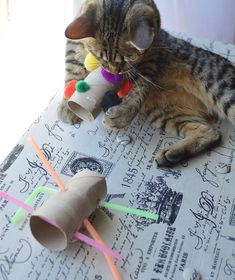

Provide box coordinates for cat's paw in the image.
[57,99,81,125]
[155,148,183,167]
[103,104,136,129]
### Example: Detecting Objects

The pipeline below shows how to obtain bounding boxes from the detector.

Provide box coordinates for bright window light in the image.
[0,0,74,162]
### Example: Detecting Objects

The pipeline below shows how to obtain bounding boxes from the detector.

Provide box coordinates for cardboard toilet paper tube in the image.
[68,67,114,122]
[29,170,107,251]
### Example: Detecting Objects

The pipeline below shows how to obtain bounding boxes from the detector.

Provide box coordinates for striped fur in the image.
[58,0,235,166]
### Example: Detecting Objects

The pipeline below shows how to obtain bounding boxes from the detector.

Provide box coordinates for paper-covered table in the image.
[1,33,235,280]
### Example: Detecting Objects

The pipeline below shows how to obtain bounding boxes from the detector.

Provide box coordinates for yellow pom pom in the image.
[84,53,100,72]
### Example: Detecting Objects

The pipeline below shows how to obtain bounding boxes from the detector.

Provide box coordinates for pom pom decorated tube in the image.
[67,67,119,122]
[66,52,126,122]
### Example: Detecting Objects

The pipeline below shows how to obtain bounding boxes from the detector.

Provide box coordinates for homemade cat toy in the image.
[0,136,158,280]
[0,191,125,280]
[0,187,121,258]
[64,52,133,122]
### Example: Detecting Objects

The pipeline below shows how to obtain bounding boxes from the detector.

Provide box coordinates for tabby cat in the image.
[58,0,235,166]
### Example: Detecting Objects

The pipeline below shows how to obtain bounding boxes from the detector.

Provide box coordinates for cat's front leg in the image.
[57,97,81,124]
[58,40,88,124]
[103,100,136,129]
[103,79,150,129]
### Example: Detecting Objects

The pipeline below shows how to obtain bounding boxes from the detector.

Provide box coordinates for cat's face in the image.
[65,0,160,74]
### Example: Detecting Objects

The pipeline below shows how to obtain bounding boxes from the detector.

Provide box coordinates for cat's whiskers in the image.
[125,60,170,92]
[126,71,143,97]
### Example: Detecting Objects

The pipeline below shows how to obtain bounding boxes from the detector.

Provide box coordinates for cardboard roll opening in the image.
[30,215,67,251]
[68,100,94,122]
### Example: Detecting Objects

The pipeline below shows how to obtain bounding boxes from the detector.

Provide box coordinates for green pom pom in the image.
[76,80,91,93]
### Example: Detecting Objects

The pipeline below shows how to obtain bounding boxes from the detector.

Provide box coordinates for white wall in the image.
[156,0,235,44]
[0,0,73,162]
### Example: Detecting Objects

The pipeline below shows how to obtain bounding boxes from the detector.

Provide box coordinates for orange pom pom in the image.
[117,80,133,98]
[64,80,77,100]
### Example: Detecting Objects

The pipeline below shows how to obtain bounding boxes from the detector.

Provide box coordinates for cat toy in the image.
[64,53,133,122]
[0,136,158,280]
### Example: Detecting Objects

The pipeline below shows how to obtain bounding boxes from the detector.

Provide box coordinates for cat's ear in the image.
[65,8,96,39]
[128,19,154,51]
